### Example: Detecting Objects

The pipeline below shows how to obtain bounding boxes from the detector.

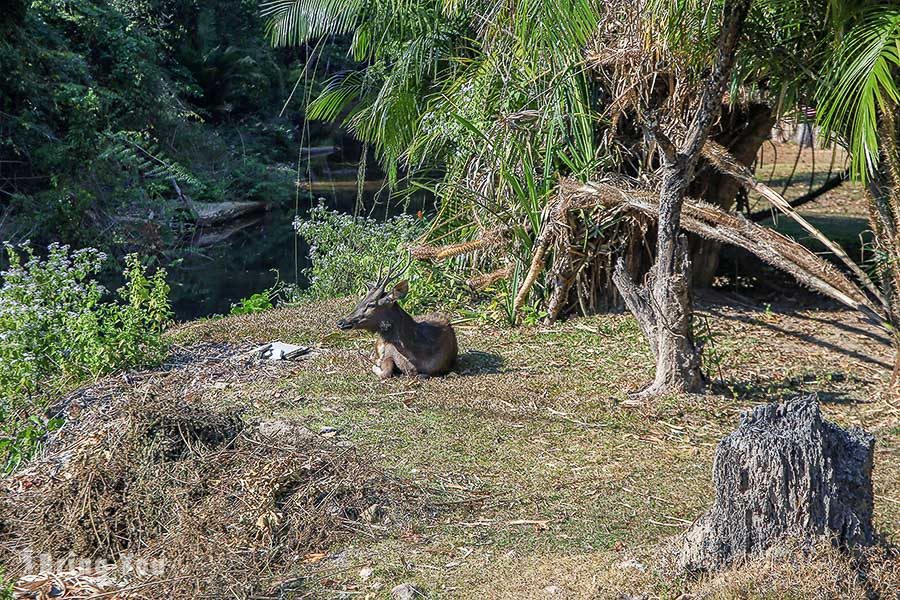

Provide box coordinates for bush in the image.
[0,243,172,471]
[0,568,11,600]
[230,291,274,315]
[294,203,464,313]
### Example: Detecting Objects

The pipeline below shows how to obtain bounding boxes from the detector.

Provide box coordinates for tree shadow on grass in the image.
[711,373,872,405]
[704,306,892,370]
[454,350,505,376]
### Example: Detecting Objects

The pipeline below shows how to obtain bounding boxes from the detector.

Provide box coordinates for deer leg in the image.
[373,355,396,380]
[389,351,417,377]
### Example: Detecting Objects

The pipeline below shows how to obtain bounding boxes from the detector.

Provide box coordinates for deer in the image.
[336,260,458,379]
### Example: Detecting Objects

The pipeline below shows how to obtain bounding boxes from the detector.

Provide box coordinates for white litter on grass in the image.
[254,342,311,361]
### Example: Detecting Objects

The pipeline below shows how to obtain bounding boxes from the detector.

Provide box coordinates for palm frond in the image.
[817,7,900,181]
[260,0,367,47]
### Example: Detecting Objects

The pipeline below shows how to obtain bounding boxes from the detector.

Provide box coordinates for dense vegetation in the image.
[0,0,333,254]
[0,243,171,471]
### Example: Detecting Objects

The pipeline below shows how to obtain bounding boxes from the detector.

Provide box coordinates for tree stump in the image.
[678,395,875,572]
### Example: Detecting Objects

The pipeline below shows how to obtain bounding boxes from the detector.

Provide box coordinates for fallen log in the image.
[192,215,263,247]
[191,200,268,227]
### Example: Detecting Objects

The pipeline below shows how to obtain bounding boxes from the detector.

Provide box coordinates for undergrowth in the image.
[0,243,172,472]
[294,203,467,314]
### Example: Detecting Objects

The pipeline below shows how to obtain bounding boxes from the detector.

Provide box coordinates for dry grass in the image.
[1,343,407,598]
[3,294,898,598]
[461,542,898,599]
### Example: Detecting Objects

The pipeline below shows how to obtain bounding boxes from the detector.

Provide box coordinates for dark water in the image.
[168,183,430,320]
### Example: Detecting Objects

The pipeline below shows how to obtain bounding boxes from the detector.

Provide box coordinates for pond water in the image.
[168,182,431,321]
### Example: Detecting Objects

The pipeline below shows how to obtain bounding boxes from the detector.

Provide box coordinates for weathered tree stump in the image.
[678,395,875,572]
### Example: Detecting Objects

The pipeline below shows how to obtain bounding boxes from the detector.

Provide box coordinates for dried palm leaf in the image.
[561,178,885,326]
[701,140,887,309]
[467,265,514,291]
[410,228,506,261]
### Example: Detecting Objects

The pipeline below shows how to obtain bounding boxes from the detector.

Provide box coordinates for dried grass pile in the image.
[1,344,403,598]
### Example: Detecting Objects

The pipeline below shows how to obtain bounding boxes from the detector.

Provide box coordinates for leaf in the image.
[302,552,328,563]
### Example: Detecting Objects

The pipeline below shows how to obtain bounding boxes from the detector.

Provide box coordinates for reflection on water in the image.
[168,182,430,321]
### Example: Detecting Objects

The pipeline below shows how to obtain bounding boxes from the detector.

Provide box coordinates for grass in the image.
[169,293,900,598]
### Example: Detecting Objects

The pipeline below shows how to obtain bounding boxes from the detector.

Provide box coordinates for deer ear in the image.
[390,280,409,301]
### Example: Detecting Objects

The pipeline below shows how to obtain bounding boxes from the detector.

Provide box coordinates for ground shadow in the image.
[454,350,505,376]
[704,306,893,370]
[712,376,870,405]
[795,312,893,347]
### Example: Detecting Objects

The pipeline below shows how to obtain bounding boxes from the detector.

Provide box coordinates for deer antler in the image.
[373,255,413,294]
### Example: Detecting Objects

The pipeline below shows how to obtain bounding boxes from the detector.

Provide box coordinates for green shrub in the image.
[230,291,274,315]
[294,203,464,313]
[0,567,12,600]
[0,243,172,471]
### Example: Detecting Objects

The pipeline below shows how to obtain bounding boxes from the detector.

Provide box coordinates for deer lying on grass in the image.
[336,261,457,379]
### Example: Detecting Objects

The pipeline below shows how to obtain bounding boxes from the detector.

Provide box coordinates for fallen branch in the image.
[466,264,514,291]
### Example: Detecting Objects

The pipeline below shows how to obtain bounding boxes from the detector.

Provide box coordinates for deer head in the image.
[336,259,411,333]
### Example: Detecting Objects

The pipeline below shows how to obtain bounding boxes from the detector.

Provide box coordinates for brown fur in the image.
[337,280,458,379]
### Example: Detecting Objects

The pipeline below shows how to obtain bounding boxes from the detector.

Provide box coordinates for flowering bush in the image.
[0,243,171,470]
[294,204,463,313]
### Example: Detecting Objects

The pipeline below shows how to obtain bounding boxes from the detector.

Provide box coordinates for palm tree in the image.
[262,0,607,322]
[263,0,895,395]
[816,5,900,378]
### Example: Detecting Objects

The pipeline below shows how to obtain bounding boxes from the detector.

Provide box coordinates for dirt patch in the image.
[1,344,408,598]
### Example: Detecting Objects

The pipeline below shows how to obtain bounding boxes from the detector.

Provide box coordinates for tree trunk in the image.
[613,0,753,397]
[868,104,900,388]
[678,395,875,573]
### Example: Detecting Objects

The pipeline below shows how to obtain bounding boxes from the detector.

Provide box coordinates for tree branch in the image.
[680,0,754,164]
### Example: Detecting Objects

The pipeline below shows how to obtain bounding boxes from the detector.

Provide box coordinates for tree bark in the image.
[678,395,875,573]
[613,0,753,397]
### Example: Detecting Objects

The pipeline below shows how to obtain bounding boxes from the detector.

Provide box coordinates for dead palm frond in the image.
[701,140,887,311]
[410,227,507,260]
[561,178,885,327]
[466,264,514,291]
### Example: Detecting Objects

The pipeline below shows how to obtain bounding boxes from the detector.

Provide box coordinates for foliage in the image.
[294,203,464,313]
[266,0,900,324]
[0,568,11,600]
[0,243,172,471]
[266,0,609,316]
[817,6,900,181]
[0,0,316,255]
[0,0,168,244]
[648,0,900,183]
[230,291,274,315]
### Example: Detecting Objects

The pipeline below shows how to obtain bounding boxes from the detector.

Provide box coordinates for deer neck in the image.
[377,304,417,344]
